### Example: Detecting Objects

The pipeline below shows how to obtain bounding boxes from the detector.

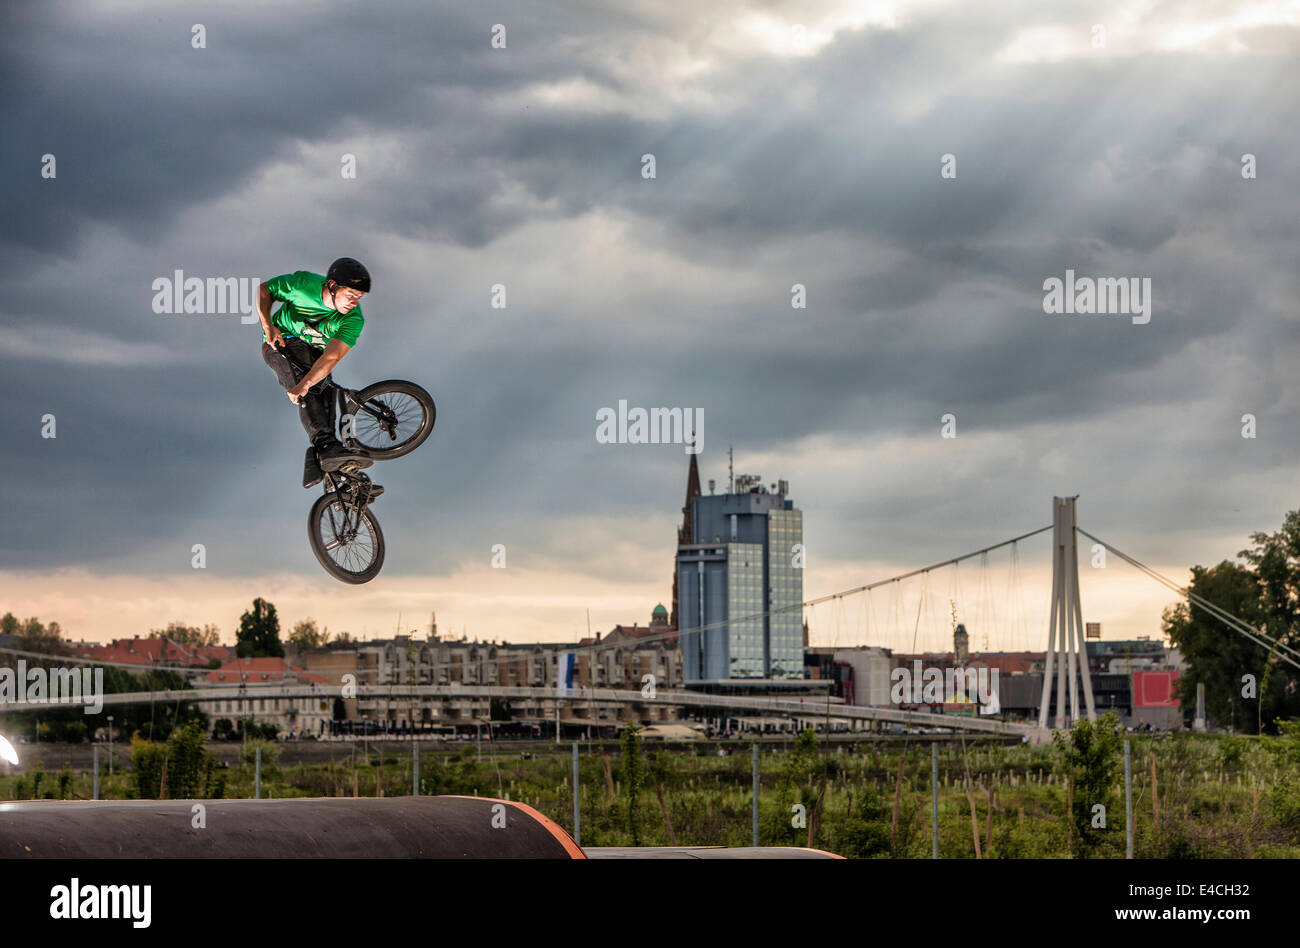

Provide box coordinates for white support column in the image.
[1071,535,1096,720]
[1038,496,1097,729]
[1066,521,1080,722]
[1054,501,1068,728]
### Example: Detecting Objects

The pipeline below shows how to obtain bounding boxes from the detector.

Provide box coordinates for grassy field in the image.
[4,723,1300,858]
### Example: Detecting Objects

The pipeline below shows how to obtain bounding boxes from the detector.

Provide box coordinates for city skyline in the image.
[0,449,1229,656]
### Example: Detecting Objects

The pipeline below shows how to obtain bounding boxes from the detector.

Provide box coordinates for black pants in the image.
[262,337,337,447]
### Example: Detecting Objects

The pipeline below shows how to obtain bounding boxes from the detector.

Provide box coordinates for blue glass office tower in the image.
[676,467,804,681]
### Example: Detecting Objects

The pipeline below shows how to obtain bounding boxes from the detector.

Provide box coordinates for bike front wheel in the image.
[308,492,386,584]
[345,379,435,460]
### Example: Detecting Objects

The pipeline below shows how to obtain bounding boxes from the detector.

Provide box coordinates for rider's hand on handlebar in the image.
[287,381,308,405]
[266,324,285,349]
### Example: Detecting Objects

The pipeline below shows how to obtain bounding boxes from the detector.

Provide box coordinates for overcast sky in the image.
[1,0,1296,652]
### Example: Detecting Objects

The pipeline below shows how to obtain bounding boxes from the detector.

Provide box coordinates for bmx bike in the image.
[307,377,435,584]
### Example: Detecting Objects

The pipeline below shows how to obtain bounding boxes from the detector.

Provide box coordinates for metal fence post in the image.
[1124,739,1133,859]
[413,741,420,796]
[752,743,759,847]
[572,742,581,847]
[254,745,262,799]
[92,745,99,801]
[931,742,939,859]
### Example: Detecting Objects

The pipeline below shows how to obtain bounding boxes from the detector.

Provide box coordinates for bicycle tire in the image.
[345,379,435,460]
[308,492,386,584]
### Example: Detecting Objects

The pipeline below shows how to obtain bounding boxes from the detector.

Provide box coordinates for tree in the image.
[1165,510,1300,734]
[1239,511,1300,731]
[1163,562,1266,729]
[236,598,283,659]
[1,614,70,659]
[150,622,221,647]
[620,723,645,845]
[289,618,329,651]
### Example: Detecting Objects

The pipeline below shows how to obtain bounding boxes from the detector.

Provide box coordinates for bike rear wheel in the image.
[344,379,435,460]
[308,492,386,584]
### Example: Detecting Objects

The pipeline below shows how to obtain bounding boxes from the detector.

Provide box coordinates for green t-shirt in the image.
[263,270,365,348]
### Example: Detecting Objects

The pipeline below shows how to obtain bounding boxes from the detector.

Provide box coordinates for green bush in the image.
[238,739,280,782]
[205,758,228,799]
[1268,770,1300,835]
[1216,734,1250,772]
[29,758,46,799]
[131,736,167,799]
[131,718,221,799]
[1276,719,1300,767]
[829,782,892,858]
[1053,712,1124,858]
[165,720,208,798]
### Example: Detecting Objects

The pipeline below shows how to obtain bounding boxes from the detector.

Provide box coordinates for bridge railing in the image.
[0,682,1030,735]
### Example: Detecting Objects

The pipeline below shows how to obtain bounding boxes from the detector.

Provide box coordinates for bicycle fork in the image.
[320,467,375,547]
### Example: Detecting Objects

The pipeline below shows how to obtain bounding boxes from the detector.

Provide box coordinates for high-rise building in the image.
[675,464,803,681]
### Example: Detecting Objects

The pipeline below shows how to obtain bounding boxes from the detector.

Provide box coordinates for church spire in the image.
[670,452,703,630]
[682,454,700,533]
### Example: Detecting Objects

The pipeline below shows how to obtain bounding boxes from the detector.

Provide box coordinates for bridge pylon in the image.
[1037,496,1097,728]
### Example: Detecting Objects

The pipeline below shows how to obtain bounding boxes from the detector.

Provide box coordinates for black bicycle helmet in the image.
[326,257,371,293]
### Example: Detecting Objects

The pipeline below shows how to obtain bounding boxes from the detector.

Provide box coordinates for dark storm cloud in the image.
[0,0,655,257]
[1,0,1297,587]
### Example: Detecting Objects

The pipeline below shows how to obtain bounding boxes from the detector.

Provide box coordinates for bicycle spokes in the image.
[318,498,376,572]
[354,393,422,445]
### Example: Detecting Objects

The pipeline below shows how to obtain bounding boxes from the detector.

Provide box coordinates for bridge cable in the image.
[1077,528,1300,672]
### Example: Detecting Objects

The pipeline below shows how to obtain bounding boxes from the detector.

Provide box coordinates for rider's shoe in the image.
[316,440,373,473]
[303,447,324,489]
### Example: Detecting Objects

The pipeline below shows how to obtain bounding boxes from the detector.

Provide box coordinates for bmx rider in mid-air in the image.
[256,257,381,497]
